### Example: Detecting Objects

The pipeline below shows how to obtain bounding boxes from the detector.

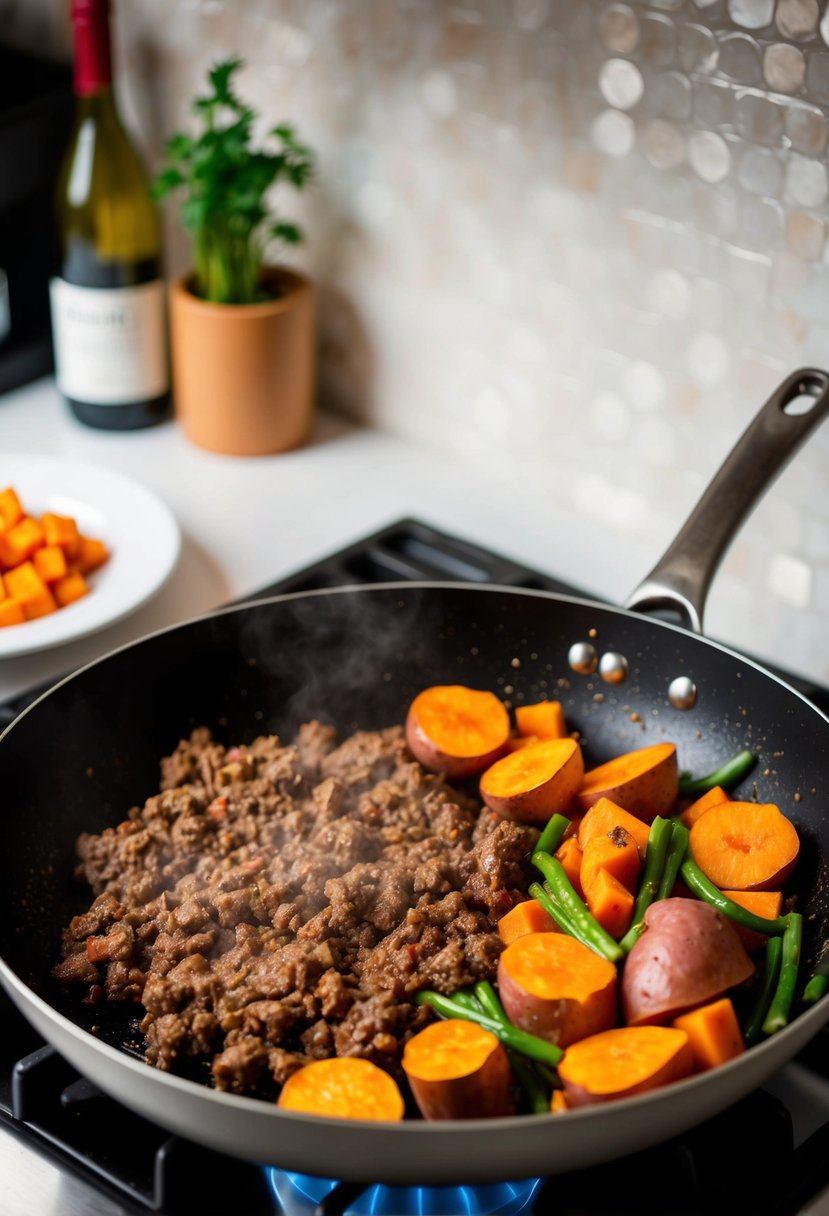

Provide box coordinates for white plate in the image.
[0,455,181,658]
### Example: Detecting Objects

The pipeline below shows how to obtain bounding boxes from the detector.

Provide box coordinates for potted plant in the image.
[154,58,315,455]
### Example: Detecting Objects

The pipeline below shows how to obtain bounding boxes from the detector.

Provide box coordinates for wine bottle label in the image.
[50,278,168,404]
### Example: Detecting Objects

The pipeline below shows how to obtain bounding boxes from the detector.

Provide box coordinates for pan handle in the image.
[624,368,829,633]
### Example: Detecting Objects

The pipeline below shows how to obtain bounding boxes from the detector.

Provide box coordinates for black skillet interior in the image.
[1,584,827,1057]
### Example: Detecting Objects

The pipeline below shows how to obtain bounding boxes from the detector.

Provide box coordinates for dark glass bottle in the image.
[50,0,170,429]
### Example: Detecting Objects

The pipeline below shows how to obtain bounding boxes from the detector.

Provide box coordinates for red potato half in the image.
[622,898,755,1027]
[405,685,510,778]
[559,1027,694,1107]
[402,1019,515,1120]
[479,738,584,823]
[498,932,617,1048]
[576,743,678,823]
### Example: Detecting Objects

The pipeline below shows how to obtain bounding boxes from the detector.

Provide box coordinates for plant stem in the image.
[618,817,673,953]
[531,852,624,963]
[744,936,783,1046]
[678,750,756,797]
[680,858,788,937]
[762,913,803,1036]
[414,990,563,1067]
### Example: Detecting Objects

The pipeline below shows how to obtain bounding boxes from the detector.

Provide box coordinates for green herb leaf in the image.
[151,56,315,304]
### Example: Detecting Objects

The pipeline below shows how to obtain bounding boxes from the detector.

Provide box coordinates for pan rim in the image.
[2,579,828,744]
[2,580,828,1139]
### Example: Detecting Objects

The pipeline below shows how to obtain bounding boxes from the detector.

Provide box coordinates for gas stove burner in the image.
[267,1169,542,1216]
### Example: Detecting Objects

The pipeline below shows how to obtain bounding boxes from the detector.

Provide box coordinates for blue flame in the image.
[267,1169,542,1215]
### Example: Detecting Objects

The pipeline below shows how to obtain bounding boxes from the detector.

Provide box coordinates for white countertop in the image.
[0,378,642,705]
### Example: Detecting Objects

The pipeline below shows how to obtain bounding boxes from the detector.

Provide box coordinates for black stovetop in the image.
[1,518,828,1216]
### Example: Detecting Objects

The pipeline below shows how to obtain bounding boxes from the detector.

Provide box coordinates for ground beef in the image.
[54,723,538,1098]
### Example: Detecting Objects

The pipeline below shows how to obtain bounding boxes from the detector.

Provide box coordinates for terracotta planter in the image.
[169,267,315,456]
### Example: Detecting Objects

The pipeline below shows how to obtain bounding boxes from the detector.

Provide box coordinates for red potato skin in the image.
[405,711,508,779]
[622,898,755,1027]
[497,947,617,1048]
[576,744,678,823]
[404,1040,515,1120]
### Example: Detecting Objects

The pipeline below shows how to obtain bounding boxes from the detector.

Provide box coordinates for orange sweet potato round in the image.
[479,738,584,823]
[621,898,755,1027]
[402,1019,515,1120]
[497,932,617,1048]
[559,1026,694,1107]
[576,743,678,823]
[405,685,510,778]
[689,801,800,891]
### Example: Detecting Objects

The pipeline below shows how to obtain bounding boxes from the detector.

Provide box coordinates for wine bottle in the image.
[50,0,170,429]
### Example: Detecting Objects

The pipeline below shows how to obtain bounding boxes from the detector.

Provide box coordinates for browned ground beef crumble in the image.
[54,723,539,1098]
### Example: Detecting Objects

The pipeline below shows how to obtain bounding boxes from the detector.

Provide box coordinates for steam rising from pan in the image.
[238,588,435,735]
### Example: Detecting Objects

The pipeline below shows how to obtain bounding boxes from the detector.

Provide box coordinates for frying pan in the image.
[2,369,829,1186]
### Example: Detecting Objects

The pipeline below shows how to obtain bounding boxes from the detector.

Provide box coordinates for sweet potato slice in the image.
[406,685,510,778]
[498,898,560,944]
[576,743,678,822]
[0,516,45,568]
[54,571,90,607]
[679,785,731,829]
[480,738,584,823]
[585,868,635,939]
[578,797,650,859]
[0,487,23,527]
[41,512,80,558]
[689,802,800,891]
[672,998,745,1071]
[555,836,584,899]
[580,827,641,897]
[497,931,617,1048]
[515,700,567,740]
[0,598,25,627]
[622,898,755,1027]
[402,1019,514,1119]
[4,561,57,619]
[559,1027,693,1106]
[33,544,68,584]
[76,535,110,574]
[278,1058,404,1121]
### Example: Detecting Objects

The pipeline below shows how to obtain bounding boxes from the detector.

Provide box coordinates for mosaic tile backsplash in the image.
[4,0,829,681]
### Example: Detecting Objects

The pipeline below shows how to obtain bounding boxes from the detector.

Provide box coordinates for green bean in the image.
[531,853,624,963]
[680,858,788,937]
[451,989,485,1014]
[678,749,756,798]
[803,947,829,1005]
[744,936,783,1046]
[762,913,803,1036]
[655,821,689,902]
[618,817,673,953]
[527,881,580,940]
[472,981,506,1023]
[473,983,551,1114]
[414,991,563,1067]
[532,813,572,861]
